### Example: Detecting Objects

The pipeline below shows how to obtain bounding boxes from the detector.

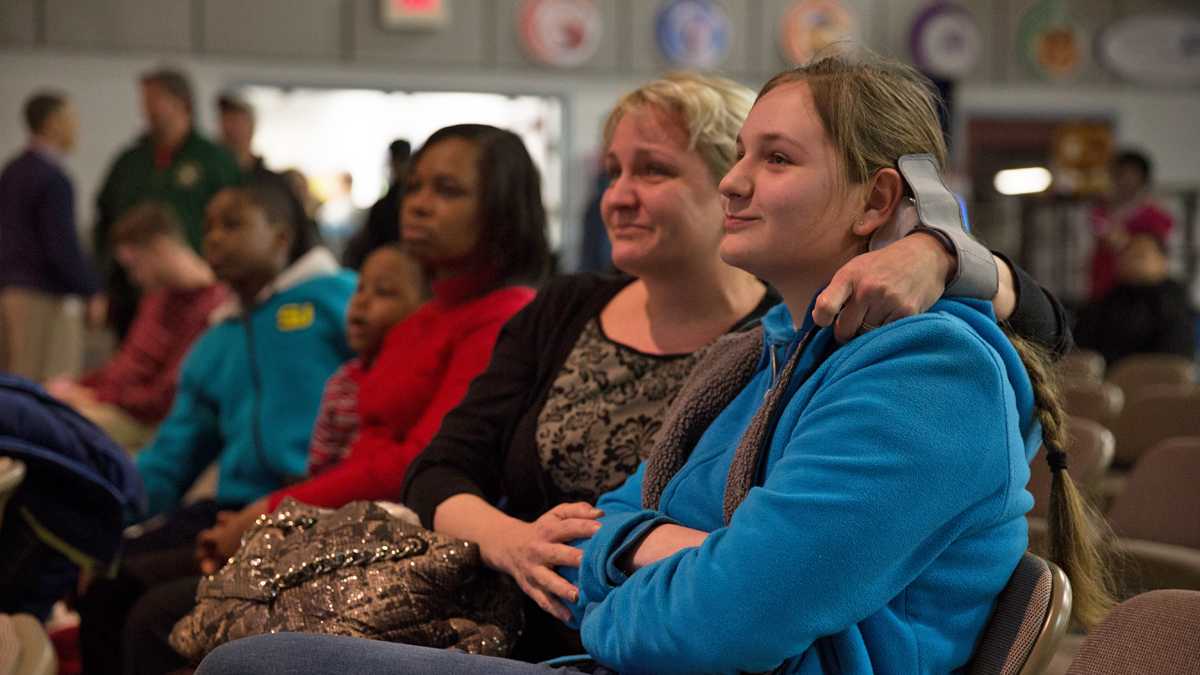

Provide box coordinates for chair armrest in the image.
[1112,537,1200,596]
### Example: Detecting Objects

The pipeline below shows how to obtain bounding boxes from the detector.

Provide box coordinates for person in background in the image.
[0,91,102,380]
[77,178,354,675]
[45,202,228,451]
[281,168,319,221]
[1089,149,1175,300]
[1075,232,1195,365]
[343,139,411,270]
[575,169,614,273]
[217,92,280,184]
[94,67,241,337]
[317,171,361,259]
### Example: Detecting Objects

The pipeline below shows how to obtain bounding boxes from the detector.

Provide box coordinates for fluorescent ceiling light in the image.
[994,167,1052,195]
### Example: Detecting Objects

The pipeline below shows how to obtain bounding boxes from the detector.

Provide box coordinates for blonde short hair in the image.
[602,72,754,184]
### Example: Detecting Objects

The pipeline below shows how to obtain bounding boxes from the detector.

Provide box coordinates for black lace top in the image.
[535,319,700,503]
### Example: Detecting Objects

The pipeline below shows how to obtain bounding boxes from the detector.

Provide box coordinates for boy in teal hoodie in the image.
[135,219,354,515]
[79,180,354,675]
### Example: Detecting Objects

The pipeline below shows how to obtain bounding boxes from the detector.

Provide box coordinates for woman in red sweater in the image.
[196,124,551,562]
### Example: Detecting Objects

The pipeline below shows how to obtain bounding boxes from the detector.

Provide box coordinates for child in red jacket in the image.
[305,244,428,477]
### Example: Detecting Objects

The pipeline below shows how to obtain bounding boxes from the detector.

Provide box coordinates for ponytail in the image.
[1008,332,1118,629]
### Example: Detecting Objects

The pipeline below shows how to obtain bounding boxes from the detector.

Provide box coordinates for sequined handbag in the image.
[168,498,524,663]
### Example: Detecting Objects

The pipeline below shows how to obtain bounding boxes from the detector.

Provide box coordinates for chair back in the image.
[1061,380,1124,431]
[1027,417,1115,518]
[1058,349,1105,382]
[1107,354,1196,401]
[9,613,57,675]
[0,457,26,530]
[1066,590,1200,675]
[1107,437,1200,549]
[967,552,1072,675]
[1110,384,1200,467]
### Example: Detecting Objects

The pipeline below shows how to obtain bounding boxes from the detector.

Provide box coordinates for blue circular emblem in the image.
[655,0,730,69]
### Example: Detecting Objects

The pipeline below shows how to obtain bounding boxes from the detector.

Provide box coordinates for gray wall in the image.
[5,0,1197,85]
[2,0,1198,270]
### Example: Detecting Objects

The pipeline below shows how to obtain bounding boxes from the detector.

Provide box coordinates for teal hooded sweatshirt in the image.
[565,297,1040,674]
[135,248,355,517]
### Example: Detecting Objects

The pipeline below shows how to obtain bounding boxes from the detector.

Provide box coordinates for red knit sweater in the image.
[265,274,535,511]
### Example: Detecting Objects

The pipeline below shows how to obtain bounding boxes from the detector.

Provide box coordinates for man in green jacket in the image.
[94,68,240,336]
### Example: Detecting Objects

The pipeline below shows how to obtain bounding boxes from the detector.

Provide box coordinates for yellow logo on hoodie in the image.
[276,303,315,331]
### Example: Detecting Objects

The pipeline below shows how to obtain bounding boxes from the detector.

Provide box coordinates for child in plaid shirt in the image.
[306,244,427,476]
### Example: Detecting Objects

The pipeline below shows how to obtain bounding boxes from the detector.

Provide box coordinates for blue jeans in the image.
[196,634,614,675]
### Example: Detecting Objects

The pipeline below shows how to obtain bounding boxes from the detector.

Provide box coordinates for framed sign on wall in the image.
[379,0,450,30]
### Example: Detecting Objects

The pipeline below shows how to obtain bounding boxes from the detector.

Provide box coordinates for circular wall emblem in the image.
[910,2,983,79]
[655,0,731,70]
[1017,0,1084,80]
[778,0,857,66]
[1098,13,1200,86]
[518,0,603,68]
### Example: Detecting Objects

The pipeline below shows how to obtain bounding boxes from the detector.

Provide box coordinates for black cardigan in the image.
[402,264,1071,527]
[402,273,772,526]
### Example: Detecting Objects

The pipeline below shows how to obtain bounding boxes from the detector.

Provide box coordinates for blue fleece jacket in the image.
[564,298,1039,674]
[135,259,355,517]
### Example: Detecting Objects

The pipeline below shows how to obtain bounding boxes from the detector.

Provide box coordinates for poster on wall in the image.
[909,2,983,80]
[778,0,857,66]
[518,0,604,68]
[1098,13,1200,87]
[1016,0,1085,80]
[654,0,731,70]
[1051,122,1113,196]
[379,0,450,30]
